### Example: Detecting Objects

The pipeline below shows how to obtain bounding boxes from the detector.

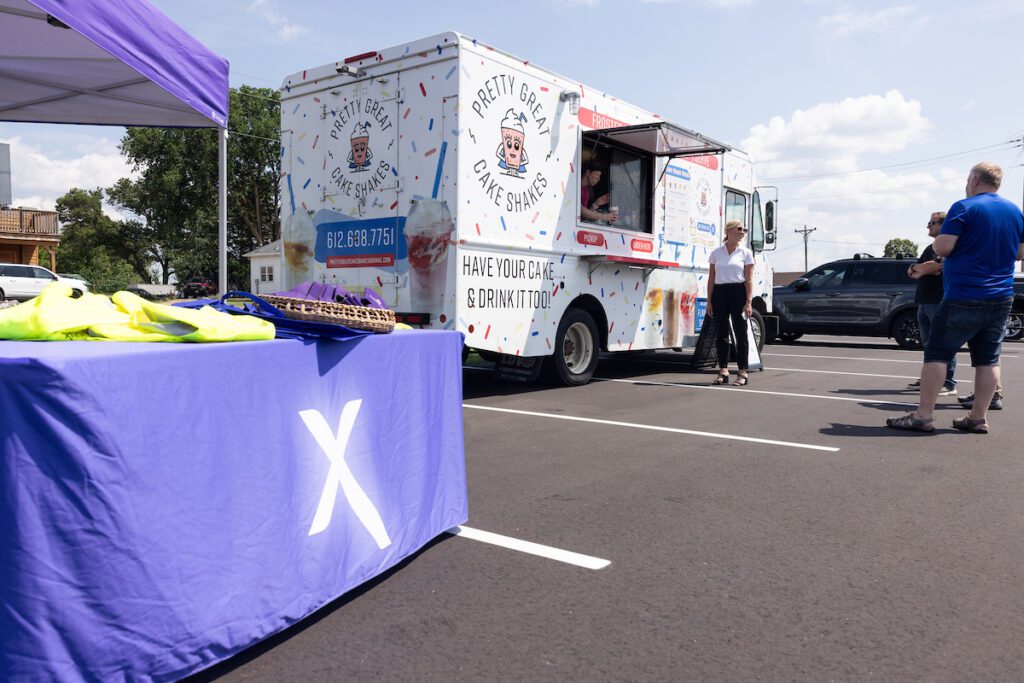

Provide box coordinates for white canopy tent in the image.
[0,0,230,292]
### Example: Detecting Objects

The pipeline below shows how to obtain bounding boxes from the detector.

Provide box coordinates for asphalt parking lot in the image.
[191,335,1024,682]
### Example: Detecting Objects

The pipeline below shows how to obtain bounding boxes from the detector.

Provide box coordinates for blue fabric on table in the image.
[0,332,467,682]
[175,291,374,342]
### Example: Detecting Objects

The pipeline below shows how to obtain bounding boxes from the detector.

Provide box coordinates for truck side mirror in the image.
[793,277,810,291]
[765,200,776,245]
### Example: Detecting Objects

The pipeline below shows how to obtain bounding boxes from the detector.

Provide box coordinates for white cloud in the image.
[817,5,927,36]
[569,0,754,6]
[1,135,133,214]
[743,90,932,178]
[766,166,970,272]
[247,0,307,41]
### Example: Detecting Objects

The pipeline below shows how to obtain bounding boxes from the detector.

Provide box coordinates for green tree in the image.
[106,85,281,287]
[55,188,146,292]
[884,238,918,258]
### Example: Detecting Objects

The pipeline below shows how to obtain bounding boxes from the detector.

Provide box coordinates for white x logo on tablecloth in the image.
[299,400,392,548]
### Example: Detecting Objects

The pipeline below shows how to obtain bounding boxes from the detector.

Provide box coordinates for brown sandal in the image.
[886,413,935,432]
[712,372,730,385]
[732,373,749,387]
[952,416,989,434]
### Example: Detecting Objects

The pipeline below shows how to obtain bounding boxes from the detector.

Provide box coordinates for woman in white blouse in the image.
[707,219,755,386]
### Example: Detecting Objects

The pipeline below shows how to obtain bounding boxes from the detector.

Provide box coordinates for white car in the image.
[0,263,90,301]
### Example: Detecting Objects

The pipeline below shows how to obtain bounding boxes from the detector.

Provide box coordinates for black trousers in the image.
[711,282,749,371]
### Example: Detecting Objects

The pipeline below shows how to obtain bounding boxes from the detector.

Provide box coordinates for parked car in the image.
[180,278,217,298]
[771,256,921,348]
[58,273,92,288]
[0,263,90,301]
[1006,276,1024,342]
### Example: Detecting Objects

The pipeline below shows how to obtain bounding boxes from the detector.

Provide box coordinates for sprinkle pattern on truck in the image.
[280,32,777,385]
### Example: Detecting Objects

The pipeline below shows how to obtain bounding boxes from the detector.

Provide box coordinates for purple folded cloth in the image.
[276,281,389,310]
[360,288,388,309]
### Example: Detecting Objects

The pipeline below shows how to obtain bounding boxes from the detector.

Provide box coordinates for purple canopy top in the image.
[0,0,228,127]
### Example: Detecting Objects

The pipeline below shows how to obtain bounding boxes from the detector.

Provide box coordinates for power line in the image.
[231,70,281,88]
[786,164,1024,201]
[762,139,1023,182]
[230,87,282,105]
[226,129,281,144]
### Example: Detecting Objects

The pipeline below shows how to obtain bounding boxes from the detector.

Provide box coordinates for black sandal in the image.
[952,416,989,434]
[732,373,749,387]
[712,372,730,385]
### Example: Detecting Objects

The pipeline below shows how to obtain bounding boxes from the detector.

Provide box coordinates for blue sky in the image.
[2,0,1022,272]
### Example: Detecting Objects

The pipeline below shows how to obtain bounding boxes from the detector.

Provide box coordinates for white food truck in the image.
[279,31,778,385]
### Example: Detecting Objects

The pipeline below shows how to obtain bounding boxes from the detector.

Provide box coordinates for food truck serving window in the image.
[581,122,730,234]
[582,132,653,233]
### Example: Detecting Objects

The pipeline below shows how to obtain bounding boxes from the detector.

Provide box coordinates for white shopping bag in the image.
[728,313,763,371]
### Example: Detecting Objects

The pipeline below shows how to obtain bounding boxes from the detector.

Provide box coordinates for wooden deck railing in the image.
[0,208,59,236]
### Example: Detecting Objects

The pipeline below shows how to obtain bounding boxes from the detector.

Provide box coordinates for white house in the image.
[244,239,283,294]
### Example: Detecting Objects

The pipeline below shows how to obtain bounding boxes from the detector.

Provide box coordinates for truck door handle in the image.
[825,292,840,297]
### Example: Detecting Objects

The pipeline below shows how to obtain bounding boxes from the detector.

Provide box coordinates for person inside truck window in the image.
[580,164,618,224]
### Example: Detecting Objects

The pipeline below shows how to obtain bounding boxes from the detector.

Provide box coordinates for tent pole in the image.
[218,127,228,296]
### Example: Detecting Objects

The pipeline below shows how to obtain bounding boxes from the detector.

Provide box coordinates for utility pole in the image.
[794,225,817,272]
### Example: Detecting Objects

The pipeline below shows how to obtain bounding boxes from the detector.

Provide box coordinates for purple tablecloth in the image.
[0,332,467,682]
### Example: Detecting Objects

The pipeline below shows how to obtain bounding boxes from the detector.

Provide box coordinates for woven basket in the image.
[261,295,395,333]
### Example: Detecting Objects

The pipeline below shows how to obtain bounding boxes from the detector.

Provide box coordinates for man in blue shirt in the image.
[888,162,1024,433]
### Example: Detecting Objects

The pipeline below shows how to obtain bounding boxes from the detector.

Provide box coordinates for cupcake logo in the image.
[495,108,529,178]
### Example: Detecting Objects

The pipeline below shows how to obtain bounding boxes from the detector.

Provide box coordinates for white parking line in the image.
[765,352,926,364]
[463,404,840,452]
[447,525,610,570]
[791,337,1017,358]
[766,351,1017,362]
[594,377,918,406]
[769,367,973,383]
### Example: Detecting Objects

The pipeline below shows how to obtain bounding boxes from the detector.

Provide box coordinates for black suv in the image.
[771,256,920,348]
[1007,277,1024,342]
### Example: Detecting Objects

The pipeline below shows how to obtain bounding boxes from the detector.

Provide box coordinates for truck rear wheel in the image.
[748,309,766,353]
[545,308,600,386]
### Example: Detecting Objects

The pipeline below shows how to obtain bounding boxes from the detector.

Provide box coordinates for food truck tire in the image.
[545,308,600,386]
[748,309,766,353]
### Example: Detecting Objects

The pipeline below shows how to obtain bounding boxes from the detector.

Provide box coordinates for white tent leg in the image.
[218,126,228,296]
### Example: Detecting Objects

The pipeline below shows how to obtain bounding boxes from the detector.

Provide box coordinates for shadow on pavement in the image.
[818,422,952,438]
[182,534,454,682]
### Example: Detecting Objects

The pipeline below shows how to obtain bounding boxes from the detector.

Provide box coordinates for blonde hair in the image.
[724,219,744,242]
[970,162,1002,190]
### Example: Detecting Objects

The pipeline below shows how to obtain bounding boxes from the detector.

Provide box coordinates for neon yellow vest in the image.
[0,283,275,342]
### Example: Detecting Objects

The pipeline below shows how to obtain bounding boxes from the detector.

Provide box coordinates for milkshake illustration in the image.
[680,291,696,336]
[644,288,664,346]
[404,198,453,310]
[495,108,528,178]
[348,122,373,171]
[283,209,318,290]
[663,289,682,347]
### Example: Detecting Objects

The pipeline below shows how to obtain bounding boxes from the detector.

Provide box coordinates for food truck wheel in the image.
[546,308,599,386]
[748,309,766,353]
